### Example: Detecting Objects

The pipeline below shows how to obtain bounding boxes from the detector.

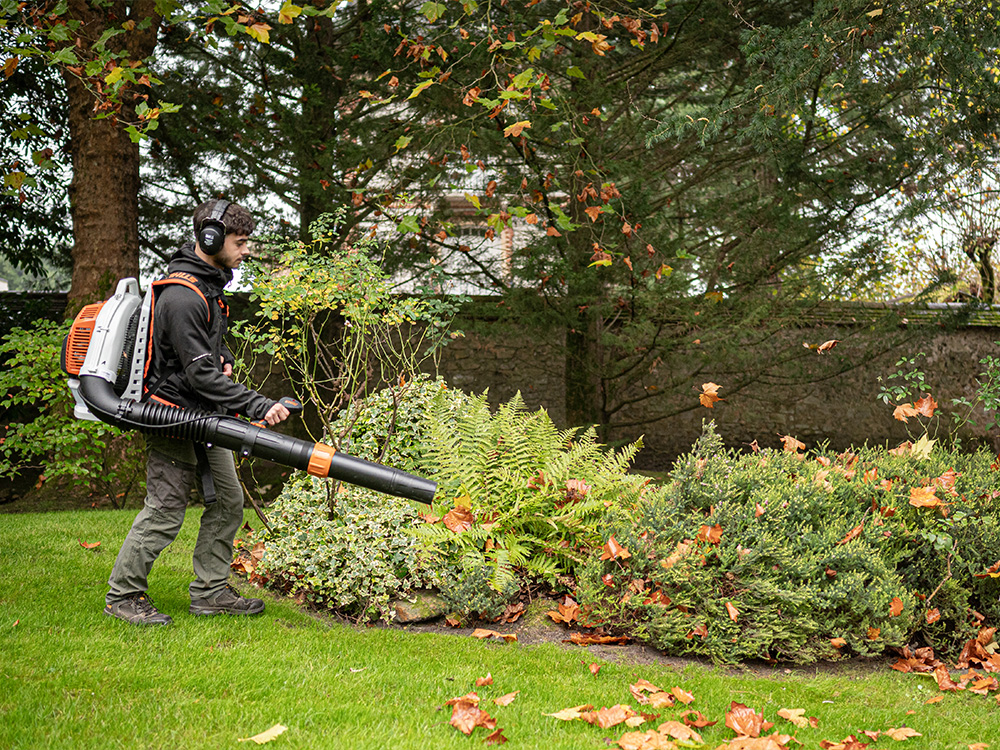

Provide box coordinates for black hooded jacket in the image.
[146,242,275,420]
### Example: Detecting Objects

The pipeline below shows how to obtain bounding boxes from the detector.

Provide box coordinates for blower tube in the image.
[77,374,437,505]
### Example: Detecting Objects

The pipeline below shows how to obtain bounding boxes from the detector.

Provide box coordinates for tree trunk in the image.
[62,0,160,312]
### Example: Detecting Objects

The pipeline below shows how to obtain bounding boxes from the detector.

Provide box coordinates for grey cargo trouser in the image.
[106,433,245,605]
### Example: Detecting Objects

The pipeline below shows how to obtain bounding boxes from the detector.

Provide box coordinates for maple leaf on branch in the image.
[502,120,531,138]
[893,403,919,422]
[914,395,938,417]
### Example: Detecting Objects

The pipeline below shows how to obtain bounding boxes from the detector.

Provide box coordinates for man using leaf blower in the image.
[105,199,290,626]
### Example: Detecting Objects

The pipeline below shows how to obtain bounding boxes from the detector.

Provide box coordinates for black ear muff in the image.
[197,200,231,255]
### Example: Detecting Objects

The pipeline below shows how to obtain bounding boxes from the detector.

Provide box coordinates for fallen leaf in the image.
[889,597,904,617]
[79,540,101,549]
[588,662,601,676]
[909,486,942,508]
[781,435,805,453]
[727,735,793,750]
[933,665,961,691]
[830,637,847,648]
[777,708,810,728]
[657,720,702,742]
[924,694,944,704]
[471,629,518,642]
[450,697,497,735]
[476,673,494,687]
[837,522,864,545]
[616,730,675,750]
[926,608,941,624]
[969,744,989,750]
[484,726,508,744]
[564,632,629,646]
[545,705,594,721]
[698,524,723,545]
[681,710,717,728]
[494,692,519,707]
[726,601,740,622]
[630,679,664,703]
[868,627,881,640]
[238,724,288,744]
[444,506,475,532]
[580,704,637,729]
[884,726,922,741]
[601,534,632,561]
[726,702,766,738]
[670,686,695,705]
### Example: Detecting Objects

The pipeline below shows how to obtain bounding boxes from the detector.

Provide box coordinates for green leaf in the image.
[407,80,435,100]
[567,66,586,79]
[394,135,412,151]
[420,1,446,22]
[397,215,421,234]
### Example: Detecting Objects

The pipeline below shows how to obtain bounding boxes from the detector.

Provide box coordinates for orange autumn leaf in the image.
[909,486,942,508]
[926,608,941,624]
[79,540,101,549]
[699,382,724,408]
[697,524,723,545]
[868,627,881,640]
[893,403,920,422]
[470,629,518,642]
[681,710,718,728]
[726,601,740,622]
[601,534,632,561]
[579,704,636,729]
[670,686,695,704]
[657,720,703,743]
[584,205,603,222]
[836,522,864,545]
[502,120,531,138]
[443,506,475,532]
[484,727,508,745]
[889,597,904,617]
[493,692,519,707]
[781,435,805,453]
[725,702,766,738]
[914,395,938,417]
[476,673,494,687]
[924,694,944,704]
[629,679,664,704]
[884,727,922,740]
[830,637,847,648]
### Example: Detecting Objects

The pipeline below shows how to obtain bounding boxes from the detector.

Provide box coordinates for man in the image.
[104,199,290,626]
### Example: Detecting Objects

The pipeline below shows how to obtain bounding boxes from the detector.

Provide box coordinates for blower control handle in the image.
[252,396,303,427]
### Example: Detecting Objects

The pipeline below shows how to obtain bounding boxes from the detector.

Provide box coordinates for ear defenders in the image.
[197,200,231,255]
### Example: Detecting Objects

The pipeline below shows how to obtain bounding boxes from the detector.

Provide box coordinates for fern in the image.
[416,390,647,605]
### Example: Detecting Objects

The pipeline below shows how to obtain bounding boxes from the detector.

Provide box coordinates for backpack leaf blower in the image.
[61,278,437,504]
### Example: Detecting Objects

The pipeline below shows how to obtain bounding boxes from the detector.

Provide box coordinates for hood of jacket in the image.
[166,241,234,294]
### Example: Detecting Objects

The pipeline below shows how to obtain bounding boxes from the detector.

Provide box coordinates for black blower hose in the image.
[78,375,437,504]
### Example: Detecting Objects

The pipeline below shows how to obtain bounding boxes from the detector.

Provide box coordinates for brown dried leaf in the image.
[697,524,723,545]
[670,686,695,705]
[657,720,702,743]
[493,692,519,707]
[889,597,904,617]
[449,698,497,735]
[476,673,494,687]
[484,727,508,745]
[470,628,517,643]
[580,704,636,729]
[883,727,922,741]
[601,534,632,561]
[726,702,766,738]
[681,710,717,728]
[726,601,740,622]
[443,506,475,532]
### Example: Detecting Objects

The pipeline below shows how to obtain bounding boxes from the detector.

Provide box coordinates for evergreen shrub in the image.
[257,473,438,622]
[577,422,1000,663]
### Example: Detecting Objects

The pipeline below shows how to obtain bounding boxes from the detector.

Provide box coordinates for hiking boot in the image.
[190,584,265,617]
[104,593,173,626]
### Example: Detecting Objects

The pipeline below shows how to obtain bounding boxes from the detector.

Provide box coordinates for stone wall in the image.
[5,292,999,471]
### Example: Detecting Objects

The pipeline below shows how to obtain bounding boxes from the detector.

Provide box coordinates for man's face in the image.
[210,233,251,270]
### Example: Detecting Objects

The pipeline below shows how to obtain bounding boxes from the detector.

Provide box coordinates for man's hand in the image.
[263,401,290,426]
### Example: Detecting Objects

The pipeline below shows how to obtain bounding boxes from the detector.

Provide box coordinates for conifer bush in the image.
[577,422,1000,664]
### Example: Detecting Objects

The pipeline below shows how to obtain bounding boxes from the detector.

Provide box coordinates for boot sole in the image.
[104,607,172,626]
[189,604,265,616]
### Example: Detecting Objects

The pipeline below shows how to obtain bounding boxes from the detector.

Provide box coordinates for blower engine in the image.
[61,278,437,504]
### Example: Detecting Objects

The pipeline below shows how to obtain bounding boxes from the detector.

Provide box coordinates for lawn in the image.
[1,507,996,750]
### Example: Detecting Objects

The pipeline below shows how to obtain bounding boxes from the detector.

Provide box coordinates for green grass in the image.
[1,508,998,750]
